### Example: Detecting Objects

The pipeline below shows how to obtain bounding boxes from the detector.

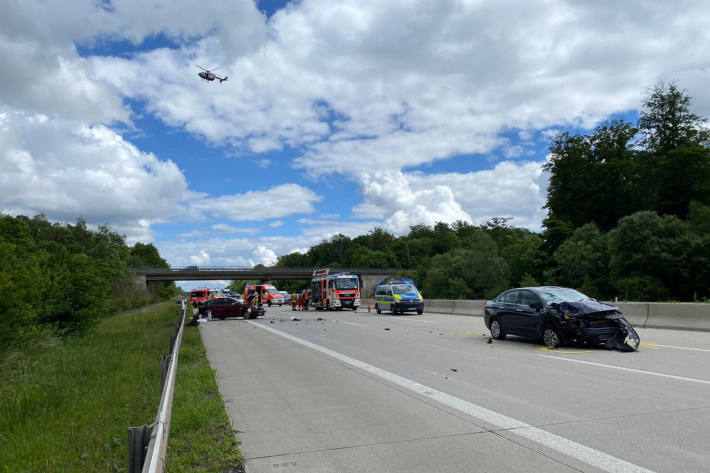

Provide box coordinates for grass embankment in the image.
[167,321,243,472]
[0,302,242,473]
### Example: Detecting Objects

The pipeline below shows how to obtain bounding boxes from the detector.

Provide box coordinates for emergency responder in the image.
[297,291,304,311]
[303,290,310,310]
[255,289,261,307]
[291,292,298,311]
[246,290,255,305]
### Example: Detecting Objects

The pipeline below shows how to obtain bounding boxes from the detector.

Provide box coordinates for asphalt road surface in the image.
[199,305,710,473]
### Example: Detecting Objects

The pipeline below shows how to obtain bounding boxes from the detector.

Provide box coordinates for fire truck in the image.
[310,269,360,310]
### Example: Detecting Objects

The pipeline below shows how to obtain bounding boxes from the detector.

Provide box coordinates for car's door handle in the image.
[515,308,523,311]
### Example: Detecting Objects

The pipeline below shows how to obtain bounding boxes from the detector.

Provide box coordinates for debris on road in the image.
[290,316,301,321]
[270,320,275,324]
[384,327,390,331]
[487,337,492,344]
[316,317,323,321]
[451,368,458,372]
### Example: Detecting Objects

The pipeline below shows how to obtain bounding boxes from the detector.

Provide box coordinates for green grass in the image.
[0,301,241,473]
[166,324,243,472]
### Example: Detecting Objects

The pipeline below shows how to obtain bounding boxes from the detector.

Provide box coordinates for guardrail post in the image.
[128,425,149,473]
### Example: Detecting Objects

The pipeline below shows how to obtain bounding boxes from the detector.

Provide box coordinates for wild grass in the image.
[0,302,180,472]
[166,324,244,472]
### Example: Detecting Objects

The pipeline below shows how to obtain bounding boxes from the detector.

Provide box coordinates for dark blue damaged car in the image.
[484,286,640,351]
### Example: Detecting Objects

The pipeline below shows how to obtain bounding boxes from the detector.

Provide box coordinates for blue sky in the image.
[1,0,709,289]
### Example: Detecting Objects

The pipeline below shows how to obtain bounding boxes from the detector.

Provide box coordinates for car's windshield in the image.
[191,291,204,298]
[334,278,358,290]
[392,284,417,294]
[536,288,589,304]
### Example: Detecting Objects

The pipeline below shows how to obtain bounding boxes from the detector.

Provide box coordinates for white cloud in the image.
[268,220,284,228]
[189,249,211,265]
[190,183,322,221]
[0,111,193,241]
[251,245,277,266]
[177,224,261,239]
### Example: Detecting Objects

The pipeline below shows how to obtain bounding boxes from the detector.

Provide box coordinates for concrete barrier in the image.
[645,303,710,331]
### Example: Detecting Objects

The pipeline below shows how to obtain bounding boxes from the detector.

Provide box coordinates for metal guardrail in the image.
[128,300,186,473]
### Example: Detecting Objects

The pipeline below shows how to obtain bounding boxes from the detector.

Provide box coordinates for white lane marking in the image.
[251,321,654,473]
[342,321,368,327]
[651,344,710,353]
[541,356,710,385]
[395,317,434,323]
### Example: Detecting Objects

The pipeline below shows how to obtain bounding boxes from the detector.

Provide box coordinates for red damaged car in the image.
[198,296,265,320]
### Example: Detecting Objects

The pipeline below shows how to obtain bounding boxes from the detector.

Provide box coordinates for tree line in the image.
[271,84,710,302]
[0,214,178,349]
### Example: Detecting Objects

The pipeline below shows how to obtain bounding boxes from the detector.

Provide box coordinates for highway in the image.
[200,305,710,473]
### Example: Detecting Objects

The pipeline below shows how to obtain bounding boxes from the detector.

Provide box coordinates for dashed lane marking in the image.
[250,321,655,473]
[541,356,710,385]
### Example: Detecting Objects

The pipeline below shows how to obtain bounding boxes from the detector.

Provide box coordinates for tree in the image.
[551,223,610,296]
[638,83,710,218]
[608,211,705,300]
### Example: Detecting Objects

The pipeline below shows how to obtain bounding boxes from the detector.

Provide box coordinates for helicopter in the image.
[196,65,228,83]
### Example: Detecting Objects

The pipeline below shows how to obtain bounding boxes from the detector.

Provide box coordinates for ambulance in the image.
[310,269,360,310]
[374,278,424,314]
[243,284,286,306]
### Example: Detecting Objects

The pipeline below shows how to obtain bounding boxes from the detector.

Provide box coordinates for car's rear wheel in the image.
[490,318,506,340]
[543,327,563,348]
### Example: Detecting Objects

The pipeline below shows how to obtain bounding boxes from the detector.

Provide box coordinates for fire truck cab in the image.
[311,269,360,311]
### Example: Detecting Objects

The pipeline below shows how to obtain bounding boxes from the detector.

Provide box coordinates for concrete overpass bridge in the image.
[130,267,399,297]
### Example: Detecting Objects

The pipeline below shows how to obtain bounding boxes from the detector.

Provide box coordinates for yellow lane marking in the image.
[639,342,661,350]
[451,330,475,336]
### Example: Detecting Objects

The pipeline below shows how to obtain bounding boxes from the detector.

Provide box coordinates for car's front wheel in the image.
[416,308,423,315]
[375,304,381,314]
[490,318,506,340]
[543,327,563,348]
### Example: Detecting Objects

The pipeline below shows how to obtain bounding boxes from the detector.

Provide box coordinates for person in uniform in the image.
[291,292,298,311]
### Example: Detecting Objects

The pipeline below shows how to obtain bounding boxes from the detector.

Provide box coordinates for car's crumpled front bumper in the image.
[560,313,640,352]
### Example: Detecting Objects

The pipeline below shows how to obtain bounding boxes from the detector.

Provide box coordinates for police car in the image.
[374,278,424,315]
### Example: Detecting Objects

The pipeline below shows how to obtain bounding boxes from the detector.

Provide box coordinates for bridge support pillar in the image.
[131,274,147,292]
[359,274,390,299]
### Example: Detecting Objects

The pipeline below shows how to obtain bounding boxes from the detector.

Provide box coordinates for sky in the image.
[1,0,709,289]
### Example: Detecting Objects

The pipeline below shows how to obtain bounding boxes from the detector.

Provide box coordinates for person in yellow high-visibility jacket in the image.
[291,292,298,311]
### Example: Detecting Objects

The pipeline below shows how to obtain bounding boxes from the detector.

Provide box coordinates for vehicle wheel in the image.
[416,308,423,315]
[391,304,397,315]
[376,304,381,314]
[490,318,506,340]
[543,327,564,348]
[352,306,357,311]
[267,300,272,307]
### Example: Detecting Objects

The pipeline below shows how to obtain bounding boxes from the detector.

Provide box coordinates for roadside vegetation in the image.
[0,214,178,351]
[0,302,242,473]
[0,302,178,472]
[167,323,244,472]
[270,84,710,302]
